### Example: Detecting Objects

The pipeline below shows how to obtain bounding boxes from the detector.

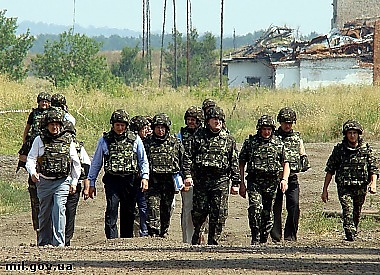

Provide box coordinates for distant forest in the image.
[19,21,320,53]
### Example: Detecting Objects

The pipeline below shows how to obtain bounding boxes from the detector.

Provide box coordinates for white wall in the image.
[273,61,300,89]
[227,60,274,88]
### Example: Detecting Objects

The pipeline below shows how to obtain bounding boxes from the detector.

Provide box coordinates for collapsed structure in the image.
[223,23,376,89]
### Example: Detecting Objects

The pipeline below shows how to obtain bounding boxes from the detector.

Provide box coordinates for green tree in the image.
[0,10,34,81]
[164,29,218,87]
[31,30,118,90]
[111,45,147,86]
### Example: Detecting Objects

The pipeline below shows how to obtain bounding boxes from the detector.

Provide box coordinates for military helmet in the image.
[184,106,204,124]
[51,93,67,108]
[256,115,276,130]
[205,106,225,122]
[277,107,297,123]
[63,120,76,136]
[110,109,129,126]
[342,120,363,135]
[152,113,171,131]
[37,92,51,103]
[130,115,149,132]
[202,98,217,112]
[44,108,65,126]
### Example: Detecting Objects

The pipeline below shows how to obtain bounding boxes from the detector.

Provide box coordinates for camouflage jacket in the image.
[183,127,241,185]
[325,140,379,186]
[27,108,48,141]
[274,128,310,173]
[144,133,184,174]
[239,133,287,177]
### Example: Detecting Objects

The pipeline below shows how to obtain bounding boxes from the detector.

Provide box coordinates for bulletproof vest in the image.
[28,108,47,139]
[275,130,302,173]
[40,132,72,178]
[336,143,369,185]
[74,140,86,180]
[180,126,196,142]
[103,130,138,175]
[246,134,283,175]
[193,128,230,173]
[145,135,181,174]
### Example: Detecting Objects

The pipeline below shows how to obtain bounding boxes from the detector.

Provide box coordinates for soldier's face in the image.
[260,126,273,139]
[113,122,127,135]
[208,118,222,132]
[346,130,359,144]
[38,100,50,110]
[280,122,293,132]
[154,125,166,137]
[186,117,198,129]
[47,122,61,135]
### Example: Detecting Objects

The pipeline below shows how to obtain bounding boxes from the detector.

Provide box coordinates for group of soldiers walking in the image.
[18,92,378,247]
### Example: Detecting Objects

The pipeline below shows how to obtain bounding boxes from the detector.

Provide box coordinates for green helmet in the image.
[256,115,276,130]
[130,115,149,132]
[205,106,225,122]
[277,107,297,123]
[342,120,363,135]
[152,113,171,131]
[202,98,217,112]
[44,108,65,126]
[184,106,204,124]
[110,109,129,126]
[63,120,76,136]
[51,93,67,108]
[37,92,51,103]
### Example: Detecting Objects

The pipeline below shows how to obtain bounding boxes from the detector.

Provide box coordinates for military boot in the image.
[192,231,201,245]
[251,229,259,245]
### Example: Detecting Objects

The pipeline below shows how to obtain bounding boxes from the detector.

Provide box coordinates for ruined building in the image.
[332,0,380,29]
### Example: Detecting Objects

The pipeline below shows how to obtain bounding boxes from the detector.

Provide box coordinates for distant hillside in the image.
[17,20,141,37]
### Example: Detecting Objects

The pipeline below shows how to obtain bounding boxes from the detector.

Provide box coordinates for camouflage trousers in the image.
[27,175,40,232]
[191,178,229,245]
[337,184,367,237]
[247,177,278,243]
[145,174,175,237]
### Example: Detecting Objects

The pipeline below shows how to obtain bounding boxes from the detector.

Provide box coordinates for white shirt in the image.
[26,135,81,186]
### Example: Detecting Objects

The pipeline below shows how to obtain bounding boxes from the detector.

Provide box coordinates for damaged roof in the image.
[225,23,374,63]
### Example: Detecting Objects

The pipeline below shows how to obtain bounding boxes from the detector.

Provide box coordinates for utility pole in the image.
[159,0,167,87]
[219,0,224,90]
[173,0,178,89]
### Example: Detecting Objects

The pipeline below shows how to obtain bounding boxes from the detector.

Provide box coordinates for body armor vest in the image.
[336,143,369,185]
[145,135,181,174]
[28,108,47,140]
[103,131,138,175]
[40,132,72,178]
[246,135,283,175]
[276,130,302,173]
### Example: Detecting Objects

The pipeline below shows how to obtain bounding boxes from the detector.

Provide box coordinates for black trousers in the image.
[271,174,300,241]
[65,182,82,246]
[103,173,137,239]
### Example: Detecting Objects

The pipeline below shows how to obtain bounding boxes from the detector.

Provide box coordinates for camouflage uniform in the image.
[183,106,241,245]
[239,115,288,244]
[144,113,184,237]
[271,107,310,242]
[325,121,378,240]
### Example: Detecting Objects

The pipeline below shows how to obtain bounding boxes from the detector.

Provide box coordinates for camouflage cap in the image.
[110,109,130,125]
[184,106,204,124]
[37,92,51,103]
[256,115,276,130]
[51,93,67,108]
[202,98,217,112]
[277,107,297,123]
[44,108,65,126]
[152,113,171,131]
[130,115,149,132]
[342,120,363,135]
[205,106,225,122]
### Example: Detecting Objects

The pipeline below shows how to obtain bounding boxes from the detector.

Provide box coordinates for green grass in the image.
[0,180,30,215]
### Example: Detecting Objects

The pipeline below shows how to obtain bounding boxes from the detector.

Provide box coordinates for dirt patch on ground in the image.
[0,143,379,274]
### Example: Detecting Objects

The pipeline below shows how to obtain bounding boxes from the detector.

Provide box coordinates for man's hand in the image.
[31,173,39,183]
[141,178,148,192]
[69,184,77,195]
[89,186,96,199]
[368,181,377,194]
[183,177,193,192]
[239,181,246,198]
[280,179,288,193]
[82,179,90,200]
[321,189,328,203]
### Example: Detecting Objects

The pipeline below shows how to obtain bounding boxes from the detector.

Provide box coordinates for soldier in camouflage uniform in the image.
[130,115,151,237]
[25,108,81,246]
[183,106,241,245]
[87,109,149,239]
[18,92,51,241]
[239,115,290,245]
[143,113,184,237]
[322,120,378,241]
[51,93,76,126]
[178,106,204,243]
[271,107,310,242]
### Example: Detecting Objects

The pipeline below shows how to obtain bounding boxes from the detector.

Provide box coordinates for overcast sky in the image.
[2,0,333,36]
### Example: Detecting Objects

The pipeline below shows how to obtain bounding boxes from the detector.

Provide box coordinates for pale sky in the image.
[1,0,333,36]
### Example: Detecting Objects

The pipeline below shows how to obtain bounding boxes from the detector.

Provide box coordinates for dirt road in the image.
[0,143,379,274]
